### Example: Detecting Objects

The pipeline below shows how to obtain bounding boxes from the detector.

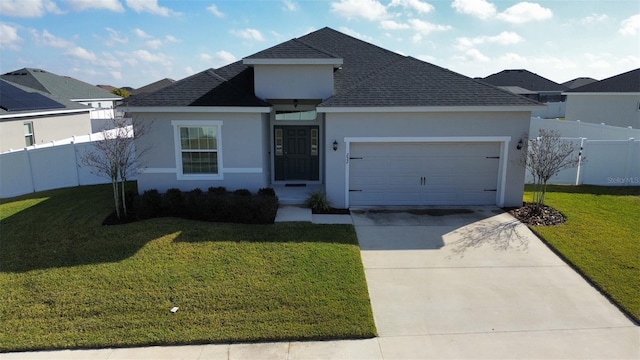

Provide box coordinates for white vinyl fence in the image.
[528,118,639,186]
[1,128,136,198]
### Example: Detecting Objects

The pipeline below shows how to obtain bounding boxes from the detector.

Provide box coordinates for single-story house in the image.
[1,68,122,132]
[124,27,542,208]
[481,69,568,118]
[0,79,91,152]
[562,77,597,89]
[564,68,639,129]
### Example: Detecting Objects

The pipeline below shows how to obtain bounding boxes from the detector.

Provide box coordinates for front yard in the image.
[524,185,640,323]
[0,184,376,352]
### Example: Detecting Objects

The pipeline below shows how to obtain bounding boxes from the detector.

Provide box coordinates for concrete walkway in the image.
[352,206,639,359]
[3,207,638,359]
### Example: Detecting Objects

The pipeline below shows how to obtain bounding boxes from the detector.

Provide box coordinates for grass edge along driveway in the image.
[523,185,639,323]
[0,184,376,352]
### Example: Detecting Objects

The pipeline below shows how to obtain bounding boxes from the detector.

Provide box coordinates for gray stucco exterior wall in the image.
[133,112,270,193]
[565,94,640,129]
[0,112,90,153]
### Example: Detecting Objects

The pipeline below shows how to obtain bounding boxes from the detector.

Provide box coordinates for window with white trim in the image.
[24,122,34,146]
[172,120,223,179]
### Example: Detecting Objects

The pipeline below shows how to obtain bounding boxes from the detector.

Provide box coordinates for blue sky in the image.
[1,0,638,88]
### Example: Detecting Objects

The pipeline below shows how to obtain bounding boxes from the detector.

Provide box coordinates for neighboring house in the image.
[130,78,175,96]
[1,68,122,132]
[562,77,597,89]
[564,68,640,129]
[0,79,91,152]
[124,27,542,208]
[482,69,568,118]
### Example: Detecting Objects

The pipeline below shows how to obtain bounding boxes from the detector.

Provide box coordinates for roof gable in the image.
[482,69,568,92]
[562,77,597,89]
[126,27,541,109]
[1,68,120,100]
[567,68,639,93]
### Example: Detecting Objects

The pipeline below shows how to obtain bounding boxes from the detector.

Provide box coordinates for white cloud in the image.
[498,52,528,65]
[618,14,640,36]
[134,28,152,38]
[105,27,128,46]
[65,0,125,12]
[31,29,75,48]
[185,66,195,75]
[125,0,180,16]
[455,31,523,50]
[66,46,97,61]
[145,39,163,49]
[0,23,21,50]
[230,28,265,41]
[130,49,171,65]
[389,0,434,14]
[282,0,298,11]
[454,48,490,62]
[331,0,388,21]
[201,50,237,67]
[165,35,178,43]
[580,13,608,25]
[451,0,496,20]
[338,27,373,41]
[496,2,552,24]
[409,19,452,35]
[207,4,224,18]
[0,0,62,17]
[381,20,409,30]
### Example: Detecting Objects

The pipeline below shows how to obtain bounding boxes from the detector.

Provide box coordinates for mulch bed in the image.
[508,202,566,226]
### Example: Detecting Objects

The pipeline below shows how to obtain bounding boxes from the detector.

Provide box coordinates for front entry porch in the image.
[272,183,324,205]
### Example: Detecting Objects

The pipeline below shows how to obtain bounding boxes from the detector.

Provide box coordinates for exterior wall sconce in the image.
[333,140,338,151]
[517,139,523,150]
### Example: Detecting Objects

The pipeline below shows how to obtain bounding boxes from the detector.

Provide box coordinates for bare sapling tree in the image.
[522,129,582,211]
[80,116,149,219]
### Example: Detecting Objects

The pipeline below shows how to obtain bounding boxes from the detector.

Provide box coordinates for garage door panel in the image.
[349,142,500,206]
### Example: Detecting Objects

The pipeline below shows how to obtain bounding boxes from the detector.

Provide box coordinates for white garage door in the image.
[349,142,501,206]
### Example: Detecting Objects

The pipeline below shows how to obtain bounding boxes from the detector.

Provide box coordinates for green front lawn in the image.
[524,185,640,322]
[0,184,376,352]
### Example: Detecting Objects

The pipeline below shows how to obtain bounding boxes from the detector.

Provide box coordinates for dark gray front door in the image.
[274,126,319,181]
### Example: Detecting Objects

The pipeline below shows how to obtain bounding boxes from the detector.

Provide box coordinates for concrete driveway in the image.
[352,206,639,359]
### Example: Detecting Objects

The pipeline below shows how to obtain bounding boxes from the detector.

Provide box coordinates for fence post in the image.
[72,138,81,186]
[575,138,586,185]
[25,147,36,194]
[624,138,635,183]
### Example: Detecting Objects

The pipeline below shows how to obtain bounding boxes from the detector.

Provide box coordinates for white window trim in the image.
[172,120,223,180]
[24,121,35,146]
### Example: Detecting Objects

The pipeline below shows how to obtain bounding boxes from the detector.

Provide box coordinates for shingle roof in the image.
[131,78,175,95]
[561,77,597,89]
[566,68,639,93]
[0,79,89,116]
[244,38,339,59]
[482,69,568,92]
[320,57,539,107]
[126,68,268,107]
[127,27,540,109]
[1,68,121,101]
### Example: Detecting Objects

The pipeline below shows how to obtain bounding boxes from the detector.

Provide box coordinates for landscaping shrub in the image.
[306,191,331,212]
[120,187,279,225]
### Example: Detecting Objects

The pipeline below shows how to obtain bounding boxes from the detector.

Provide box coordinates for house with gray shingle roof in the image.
[482,69,568,118]
[564,68,640,128]
[0,79,91,152]
[124,27,542,208]
[1,68,122,132]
